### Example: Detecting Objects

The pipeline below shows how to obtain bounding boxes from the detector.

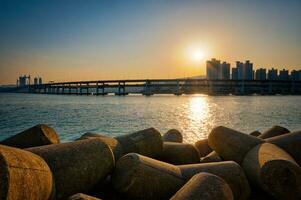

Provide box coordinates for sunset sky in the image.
[0,0,301,84]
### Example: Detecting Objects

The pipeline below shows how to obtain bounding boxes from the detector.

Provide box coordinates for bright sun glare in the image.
[187,46,207,63]
[192,49,205,62]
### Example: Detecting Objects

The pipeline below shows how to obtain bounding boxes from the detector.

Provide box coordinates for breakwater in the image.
[1,124,301,199]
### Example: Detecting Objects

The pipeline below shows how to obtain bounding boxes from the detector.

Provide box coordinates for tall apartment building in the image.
[206,59,230,80]
[279,69,289,81]
[268,68,278,80]
[291,70,301,81]
[206,58,220,80]
[219,62,230,80]
[255,68,266,80]
[235,60,253,80]
[232,67,238,80]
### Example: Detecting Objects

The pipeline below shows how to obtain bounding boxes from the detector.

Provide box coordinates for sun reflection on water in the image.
[184,95,211,143]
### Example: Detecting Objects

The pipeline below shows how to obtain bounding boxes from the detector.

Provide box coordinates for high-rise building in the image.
[34,77,38,85]
[206,58,220,80]
[279,69,289,81]
[236,61,244,80]
[255,68,266,80]
[291,70,301,81]
[232,67,238,80]
[244,60,253,80]
[236,60,253,80]
[17,75,30,87]
[219,62,230,80]
[268,68,278,80]
[207,59,231,80]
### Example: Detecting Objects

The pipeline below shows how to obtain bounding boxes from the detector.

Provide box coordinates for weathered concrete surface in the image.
[249,131,261,137]
[162,129,183,143]
[115,127,163,158]
[68,193,102,200]
[258,125,290,139]
[178,161,250,200]
[208,126,264,164]
[242,143,301,199]
[159,142,200,165]
[77,132,123,160]
[77,128,163,160]
[77,132,109,140]
[266,130,301,166]
[200,151,222,163]
[194,139,212,157]
[111,153,185,200]
[0,124,60,148]
[27,138,115,200]
[0,144,54,200]
[170,172,233,200]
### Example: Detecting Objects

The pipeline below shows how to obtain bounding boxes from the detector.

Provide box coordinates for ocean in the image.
[0,93,300,143]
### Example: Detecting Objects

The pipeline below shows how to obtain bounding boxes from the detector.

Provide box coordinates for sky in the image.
[0,0,301,84]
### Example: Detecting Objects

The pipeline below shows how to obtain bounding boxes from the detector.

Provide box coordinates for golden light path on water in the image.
[180,95,211,143]
[188,96,210,138]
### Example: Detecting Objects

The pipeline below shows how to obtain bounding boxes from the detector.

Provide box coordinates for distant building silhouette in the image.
[291,70,301,81]
[268,68,278,80]
[206,59,231,80]
[232,67,238,80]
[232,60,253,80]
[236,61,244,80]
[207,58,299,82]
[219,62,230,80]
[17,75,30,87]
[279,69,289,81]
[16,75,43,87]
[206,58,220,80]
[33,76,43,85]
[34,77,38,85]
[255,68,267,80]
[244,60,253,80]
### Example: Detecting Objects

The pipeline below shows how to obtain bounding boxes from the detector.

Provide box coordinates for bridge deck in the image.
[11,78,301,95]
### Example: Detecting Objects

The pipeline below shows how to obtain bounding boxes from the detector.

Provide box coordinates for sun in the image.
[186,46,207,63]
[192,49,205,62]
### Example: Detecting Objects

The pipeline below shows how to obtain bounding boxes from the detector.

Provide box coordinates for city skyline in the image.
[206,58,301,81]
[1,0,301,84]
[4,58,301,85]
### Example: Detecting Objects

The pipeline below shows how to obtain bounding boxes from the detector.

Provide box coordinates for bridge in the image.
[21,79,301,96]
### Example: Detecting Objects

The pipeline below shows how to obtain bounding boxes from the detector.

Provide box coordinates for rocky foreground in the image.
[0,124,300,200]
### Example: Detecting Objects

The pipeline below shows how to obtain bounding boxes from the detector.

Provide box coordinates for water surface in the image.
[0,93,300,143]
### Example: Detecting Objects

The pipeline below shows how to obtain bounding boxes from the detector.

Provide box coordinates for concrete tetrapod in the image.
[194,138,212,157]
[242,143,301,199]
[111,153,184,200]
[258,125,290,139]
[170,172,234,200]
[68,193,102,200]
[112,153,250,200]
[159,142,200,165]
[0,124,60,148]
[200,151,222,163]
[249,131,261,137]
[266,130,301,166]
[77,132,123,160]
[0,145,54,200]
[178,161,250,200]
[115,127,163,158]
[208,126,264,164]
[162,129,183,143]
[27,138,115,200]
